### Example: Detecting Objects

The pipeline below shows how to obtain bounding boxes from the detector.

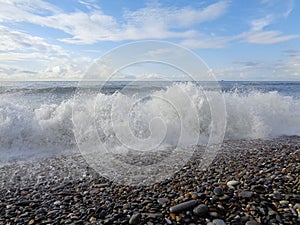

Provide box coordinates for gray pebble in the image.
[212,219,226,225]
[239,190,253,198]
[129,213,141,225]
[170,200,198,213]
[213,187,224,196]
[193,204,208,216]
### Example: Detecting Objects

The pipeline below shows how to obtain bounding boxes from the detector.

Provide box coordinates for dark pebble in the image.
[169,200,198,213]
[192,204,208,216]
[213,187,224,196]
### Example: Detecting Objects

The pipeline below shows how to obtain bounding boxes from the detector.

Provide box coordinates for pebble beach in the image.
[1,137,299,225]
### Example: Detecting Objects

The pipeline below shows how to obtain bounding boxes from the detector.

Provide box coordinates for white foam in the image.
[0,83,299,162]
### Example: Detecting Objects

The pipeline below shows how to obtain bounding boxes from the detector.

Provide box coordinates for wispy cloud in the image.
[238,9,299,44]
[0,0,230,44]
[0,25,67,55]
[239,30,299,44]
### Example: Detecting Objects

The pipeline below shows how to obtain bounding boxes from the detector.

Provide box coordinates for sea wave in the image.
[0,83,299,162]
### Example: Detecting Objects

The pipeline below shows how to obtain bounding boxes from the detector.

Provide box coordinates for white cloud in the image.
[124,1,230,29]
[0,0,230,44]
[250,15,273,31]
[239,30,299,44]
[238,11,299,45]
[0,25,91,80]
[0,26,67,55]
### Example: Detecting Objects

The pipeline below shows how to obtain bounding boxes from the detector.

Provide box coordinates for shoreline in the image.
[1,136,299,224]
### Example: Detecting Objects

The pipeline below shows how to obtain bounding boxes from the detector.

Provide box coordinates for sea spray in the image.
[0,82,300,162]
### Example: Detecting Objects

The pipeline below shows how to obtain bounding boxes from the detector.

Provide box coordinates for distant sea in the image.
[0,81,299,163]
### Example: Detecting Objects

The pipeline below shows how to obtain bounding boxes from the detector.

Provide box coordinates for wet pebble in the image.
[213,187,224,196]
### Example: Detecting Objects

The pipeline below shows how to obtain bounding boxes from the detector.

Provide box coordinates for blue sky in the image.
[0,0,299,81]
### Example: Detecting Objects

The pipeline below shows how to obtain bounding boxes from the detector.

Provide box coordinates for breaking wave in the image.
[0,83,299,162]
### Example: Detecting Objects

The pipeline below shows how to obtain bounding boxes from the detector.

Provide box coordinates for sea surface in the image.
[0,81,299,163]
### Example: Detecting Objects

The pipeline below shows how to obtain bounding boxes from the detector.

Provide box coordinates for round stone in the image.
[213,187,224,196]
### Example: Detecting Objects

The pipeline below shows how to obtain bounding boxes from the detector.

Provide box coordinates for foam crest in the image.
[0,83,299,162]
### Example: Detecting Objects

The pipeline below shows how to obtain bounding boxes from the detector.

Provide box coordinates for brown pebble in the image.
[245,221,259,225]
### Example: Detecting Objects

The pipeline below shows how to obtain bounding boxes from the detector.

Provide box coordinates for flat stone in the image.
[245,221,259,225]
[16,200,34,206]
[193,204,208,216]
[279,200,289,206]
[170,200,198,213]
[212,219,226,225]
[239,191,253,199]
[227,180,239,187]
[129,213,141,225]
[209,212,219,217]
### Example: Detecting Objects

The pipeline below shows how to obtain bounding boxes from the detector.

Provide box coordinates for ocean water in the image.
[0,81,299,163]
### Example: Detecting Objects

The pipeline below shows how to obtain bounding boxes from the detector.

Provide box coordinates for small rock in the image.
[245,221,259,225]
[53,200,61,206]
[16,200,34,206]
[219,194,230,201]
[239,191,253,199]
[89,217,97,222]
[169,200,198,213]
[157,198,168,206]
[213,187,224,196]
[251,185,266,193]
[193,204,208,216]
[272,191,282,200]
[28,219,35,225]
[209,212,219,217]
[227,180,239,187]
[165,218,172,224]
[279,200,289,206]
[129,213,141,225]
[212,219,226,225]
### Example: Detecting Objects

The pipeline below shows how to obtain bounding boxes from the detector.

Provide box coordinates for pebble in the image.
[209,212,219,217]
[53,200,61,206]
[227,180,239,187]
[213,187,224,196]
[169,200,198,213]
[193,204,208,216]
[212,219,226,225]
[239,191,254,199]
[0,137,299,225]
[157,198,168,206]
[245,221,259,225]
[279,200,289,206]
[129,213,141,225]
